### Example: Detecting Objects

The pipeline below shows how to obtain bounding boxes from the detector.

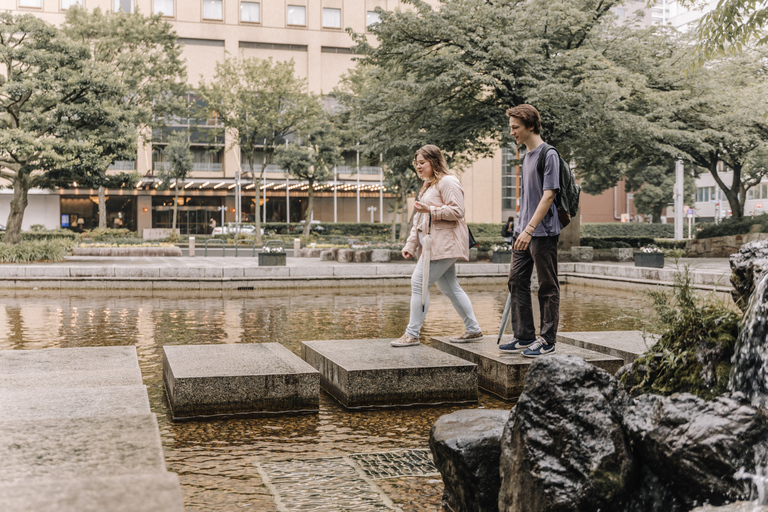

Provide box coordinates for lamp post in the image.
[367,205,377,223]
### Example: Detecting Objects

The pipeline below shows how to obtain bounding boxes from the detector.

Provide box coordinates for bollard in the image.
[189,237,195,257]
[293,238,301,256]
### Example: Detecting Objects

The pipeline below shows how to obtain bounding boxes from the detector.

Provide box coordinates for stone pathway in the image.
[255,449,438,511]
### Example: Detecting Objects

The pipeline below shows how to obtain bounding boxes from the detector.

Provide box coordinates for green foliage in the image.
[84,228,140,241]
[695,215,768,239]
[0,229,79,243]
[581,223,675,238]
[0,239,75,263]
[580,236,654,249]
[621,267,741,399]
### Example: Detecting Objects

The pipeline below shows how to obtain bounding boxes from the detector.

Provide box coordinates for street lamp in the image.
[367,205,377,223]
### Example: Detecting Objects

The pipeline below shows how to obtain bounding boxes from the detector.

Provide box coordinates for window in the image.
[366,10,380,28]
[615,7,625,18]
[203,0,223,20]
[61,0,81,9]
[154,0,174,16]
[19,0,42,6]
[287,5,306,25]
[323,8,341,28]
[240,1,260,22]
[114,0,134,13]
[762,183,768,199]
[502,146,518,210]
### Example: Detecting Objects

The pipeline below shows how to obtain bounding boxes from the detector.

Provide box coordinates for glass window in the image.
[501,146,517,210]
[287,5,306,25]
[615,7,625,18]
[762,183,768,199]
[203,0,223,20]
[114,0,133,12]
[747,188,754,201]
[367,10,380,28]
[19,0,42,7]
[154,0,173,16]
[240,1,259,22]
[61,0,81,9]
[323,8,341,28]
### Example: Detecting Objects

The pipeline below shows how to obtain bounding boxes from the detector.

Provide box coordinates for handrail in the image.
[204,238,226,256]
[235,239,256,257]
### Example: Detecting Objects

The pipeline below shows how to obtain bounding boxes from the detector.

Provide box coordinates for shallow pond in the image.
[0,283,654,511]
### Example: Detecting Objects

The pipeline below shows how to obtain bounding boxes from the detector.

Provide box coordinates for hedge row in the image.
[578,236,686,250]
[695,215,768,239]
[0,239,75,263]
[0,230,80,242]
[581,223,675,238]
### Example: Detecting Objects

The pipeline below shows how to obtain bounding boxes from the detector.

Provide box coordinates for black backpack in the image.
[535,143,580,228]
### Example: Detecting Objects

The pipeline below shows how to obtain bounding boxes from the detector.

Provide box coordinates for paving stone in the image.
[0,414,167,484]
[243,266,291,277]
[69,266,115,277]
[290,265,335,277]
[0,346,141,375]
[349,449,438,479]
[0,368,142,390]
[112,267,161,278]
[301,339,477,408]
[376,264,416,276]
[557,331,657,364]
[431,335,623,400]
[0,386,150,421]
[0,473,185,512]
[22,267,71,278]
[163,343,320,420]
[333,265,374,277]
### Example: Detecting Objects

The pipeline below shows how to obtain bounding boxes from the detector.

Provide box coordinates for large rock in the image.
[623,392,768,508]
[371,249,391,263]
[730,239,768,310]
[499,355,635,512]
[337,249,355,263]
[430,409,510,512]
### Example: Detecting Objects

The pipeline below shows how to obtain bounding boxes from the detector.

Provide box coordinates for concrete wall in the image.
[0,191,61,230]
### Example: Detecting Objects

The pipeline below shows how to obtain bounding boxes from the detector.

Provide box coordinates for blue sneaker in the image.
[499,338,536,353]
[522,337,556,358]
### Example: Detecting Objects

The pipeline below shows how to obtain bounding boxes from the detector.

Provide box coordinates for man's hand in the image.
[514,231,532,251]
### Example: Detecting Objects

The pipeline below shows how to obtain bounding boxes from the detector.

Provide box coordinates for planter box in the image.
[492,251,511,264]
[634,252,664,268]
[258,253,286,266]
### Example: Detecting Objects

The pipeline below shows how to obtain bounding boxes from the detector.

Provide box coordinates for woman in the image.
[392,145,483,347]
[502,216,515,244]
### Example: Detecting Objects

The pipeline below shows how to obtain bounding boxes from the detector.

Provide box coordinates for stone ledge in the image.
[557,331,657,364]
[0,346,141,375]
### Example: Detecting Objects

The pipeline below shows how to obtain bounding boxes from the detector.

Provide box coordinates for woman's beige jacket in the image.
[403,175,470,261]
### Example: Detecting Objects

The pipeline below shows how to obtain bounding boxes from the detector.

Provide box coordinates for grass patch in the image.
[0,239,75,263]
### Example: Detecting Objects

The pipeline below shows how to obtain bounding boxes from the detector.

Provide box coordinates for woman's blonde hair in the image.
[415,145,455,198]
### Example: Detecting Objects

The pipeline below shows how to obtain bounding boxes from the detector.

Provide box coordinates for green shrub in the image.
[581,223,675,238]
[620,267,740,399]
[85,228,141,241]
[0,239,75,263]
[580,236,655,249]
[0,229,80,243]
[695,214,768,239]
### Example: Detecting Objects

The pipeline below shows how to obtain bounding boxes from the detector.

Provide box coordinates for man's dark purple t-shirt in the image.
[515,144,561,237]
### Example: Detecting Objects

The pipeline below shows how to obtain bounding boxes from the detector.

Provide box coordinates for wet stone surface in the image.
[348,449,438,479]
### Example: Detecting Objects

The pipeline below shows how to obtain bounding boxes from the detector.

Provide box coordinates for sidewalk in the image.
[0,256,733,291]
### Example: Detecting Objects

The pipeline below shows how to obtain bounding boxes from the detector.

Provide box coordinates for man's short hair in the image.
[506,104,541,135]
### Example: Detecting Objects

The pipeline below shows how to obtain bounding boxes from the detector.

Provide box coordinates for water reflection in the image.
[0,284,653,511]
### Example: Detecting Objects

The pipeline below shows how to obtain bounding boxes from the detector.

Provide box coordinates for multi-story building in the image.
[0,0,506,234]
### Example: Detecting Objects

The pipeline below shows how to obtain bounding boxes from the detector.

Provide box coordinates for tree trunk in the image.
[252,160,263,246]
[303,182,314,238]
[652,205,664,223]
[98,186,107,229]
[172,187,179,230]
[390,198,400,243]
[5,173,30,245]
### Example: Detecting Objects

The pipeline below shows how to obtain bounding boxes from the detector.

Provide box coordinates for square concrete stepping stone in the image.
[0,386,150,421]
[0,473,185,512]
[0,369,143,390]
[431,335,623,400]
[557,330,658,364]
[0,346,141,375]
[0,414,166,484]
[163,343,320,420]
[301,339,477,408]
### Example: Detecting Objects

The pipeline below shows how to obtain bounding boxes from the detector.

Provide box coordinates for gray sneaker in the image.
[449,331,484,343]
[391,334,420,347]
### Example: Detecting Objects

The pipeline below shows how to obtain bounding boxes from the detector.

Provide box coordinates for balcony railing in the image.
[240,163,284,174]
[108,161,136,171]
[153,162,222,172]
[336,165,383,175]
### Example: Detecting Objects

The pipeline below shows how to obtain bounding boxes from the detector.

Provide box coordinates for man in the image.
[499,104,560,357]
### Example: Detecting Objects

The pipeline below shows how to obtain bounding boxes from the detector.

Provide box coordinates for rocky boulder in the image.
[337,249,355,263]
[429,409,510,512]
[730,239,768,310]
[623,392,768,508]
[498,355,635,512]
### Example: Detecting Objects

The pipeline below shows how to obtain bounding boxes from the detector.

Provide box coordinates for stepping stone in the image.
[0,346,141,375]
[163,343,320,420]
[0,414,167,484]
[0,368,143,390]
[0,386,150,421]
[431,335,623,400]
[557,330,657,364]
[301,339,477,408]
[0,473,185,512]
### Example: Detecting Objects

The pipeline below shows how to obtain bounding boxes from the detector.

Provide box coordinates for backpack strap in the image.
[536,143,555,181]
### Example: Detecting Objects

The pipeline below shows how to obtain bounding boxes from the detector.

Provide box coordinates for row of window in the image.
[696,186,725,203]
[747,183,768,201]
[19,0,382,28]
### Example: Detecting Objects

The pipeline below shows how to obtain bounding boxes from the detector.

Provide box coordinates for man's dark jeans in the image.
[507,234,559,344]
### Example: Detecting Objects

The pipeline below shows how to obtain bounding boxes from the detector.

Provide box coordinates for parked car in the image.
[291,220,324,233]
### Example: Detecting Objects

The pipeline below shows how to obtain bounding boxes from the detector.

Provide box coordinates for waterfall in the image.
[729,271,768,407]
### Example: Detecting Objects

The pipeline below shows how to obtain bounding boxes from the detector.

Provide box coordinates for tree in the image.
[61,6,187,229]
[0,13,133,243]
[156,133,193,231]
[629,161,697,223]
[198,57,321,244]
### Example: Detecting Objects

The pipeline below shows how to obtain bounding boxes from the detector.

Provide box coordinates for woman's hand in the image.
[413,201,430,214]
[402,250,414,259]
[514,231,532,251]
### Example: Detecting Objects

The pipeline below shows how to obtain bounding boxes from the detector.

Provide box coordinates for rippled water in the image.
[0,283,653,511]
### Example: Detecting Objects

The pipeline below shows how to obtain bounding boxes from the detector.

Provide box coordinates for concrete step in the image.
[163,342,320,420]
[301,339,478,408]
[431,335,623,400]
[0,473,185,512]
[557,331,658,364]
[0,386,150,421]
[0,346,141,376]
